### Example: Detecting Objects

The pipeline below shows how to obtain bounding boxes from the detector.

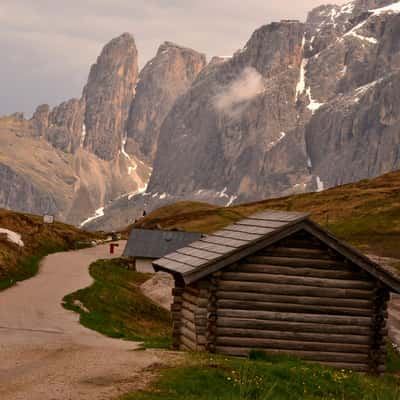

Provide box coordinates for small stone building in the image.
[123,229,201,272]
[153,211,400,373]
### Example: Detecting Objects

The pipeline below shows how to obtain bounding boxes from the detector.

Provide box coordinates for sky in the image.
[0,0,347,117]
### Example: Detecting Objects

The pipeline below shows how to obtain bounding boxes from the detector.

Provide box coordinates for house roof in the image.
[153,210,400,292]
[123,229,202,259]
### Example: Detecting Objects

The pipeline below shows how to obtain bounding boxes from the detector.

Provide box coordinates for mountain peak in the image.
[156,41,204,57]
[83,32,139,160]
[126,42,206,162]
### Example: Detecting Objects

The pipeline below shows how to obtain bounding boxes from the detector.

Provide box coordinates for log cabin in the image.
[153,210,400,373]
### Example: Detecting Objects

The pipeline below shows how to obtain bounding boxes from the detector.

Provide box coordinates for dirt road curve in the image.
[0,242,168,400]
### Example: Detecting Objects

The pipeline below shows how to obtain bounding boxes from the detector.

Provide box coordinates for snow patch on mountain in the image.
[316,176,325,192]
[296,57,308,101]
[372,1,400,15]
[344,25,378,44]
[339,1,355,15]
[121,132,131,161]
[80,124,86,148]
[268,132,286,149]
[80,207,105,228]
[128,183,148,200]
[306,87,324,113]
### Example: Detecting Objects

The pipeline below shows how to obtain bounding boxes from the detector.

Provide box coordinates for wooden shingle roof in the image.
[153,210,307,283]
[153,210,400,292]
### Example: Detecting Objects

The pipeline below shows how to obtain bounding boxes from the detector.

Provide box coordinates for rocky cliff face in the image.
[83,33,139,161]
[148,21,307,205]
[136,0,400,214]
[0,163,59,216]
[46,99,85,153]
[306,71,400,188]
[126,42,206,162]
[0,33,148,225]
[0,32,207,227]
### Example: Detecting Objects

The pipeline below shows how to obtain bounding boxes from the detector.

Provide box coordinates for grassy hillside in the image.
[0,209,102,290]
[133,170,400,260]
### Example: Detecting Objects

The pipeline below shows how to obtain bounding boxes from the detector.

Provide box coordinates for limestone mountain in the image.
[83,33,139,161]
[130,0,400,217]
[0,34,205,226]
[126,42,206,162]
[85,0,400,231]
[2,0,400,231]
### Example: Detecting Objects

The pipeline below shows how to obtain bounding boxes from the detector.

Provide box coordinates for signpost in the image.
[43,215,54,224]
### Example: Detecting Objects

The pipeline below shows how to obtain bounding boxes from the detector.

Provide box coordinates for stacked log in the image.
[171,231,390,373]
[206,273,219,353]
[213,239,384,372]
[171,286,184,350]
[368,284,390,373]
[174,283,209,351]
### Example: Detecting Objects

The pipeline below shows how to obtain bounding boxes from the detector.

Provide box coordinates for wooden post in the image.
[206,272,220,353]
[369,283,390,374]
[171,280,184,350]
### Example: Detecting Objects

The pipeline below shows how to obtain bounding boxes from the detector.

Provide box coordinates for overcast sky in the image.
[0,0,346,117]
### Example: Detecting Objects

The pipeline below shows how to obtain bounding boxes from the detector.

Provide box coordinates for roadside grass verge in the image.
[62,258,172,348]
[121,351,400,400]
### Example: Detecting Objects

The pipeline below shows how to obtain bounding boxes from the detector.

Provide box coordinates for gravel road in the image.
[0,242,171,400]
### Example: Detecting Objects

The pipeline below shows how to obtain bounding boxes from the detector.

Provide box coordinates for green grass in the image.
[62,258,172,348]
[386,343,400,374]
[121,352,400,400]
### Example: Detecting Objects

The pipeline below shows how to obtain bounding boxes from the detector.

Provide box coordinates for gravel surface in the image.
[0,242,172,400]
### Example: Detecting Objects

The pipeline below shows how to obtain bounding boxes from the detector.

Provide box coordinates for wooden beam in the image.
[216,337,370,354]
[217,280,373,299]
[236,263,368,280]
[219,272,374,290]
[260,247,336,260]
[216,317,375,335]
[216,309,372,326]
[216,327,373,345]
[216,290,373,309]
[245,256,348,269]
[217,299,373,317]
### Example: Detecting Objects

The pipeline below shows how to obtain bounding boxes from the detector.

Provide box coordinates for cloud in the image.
[214,67,264,115]
[0,0,348,116]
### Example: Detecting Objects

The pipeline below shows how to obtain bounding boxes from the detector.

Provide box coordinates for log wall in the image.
[212,231,389,372]
[172,282,209,351]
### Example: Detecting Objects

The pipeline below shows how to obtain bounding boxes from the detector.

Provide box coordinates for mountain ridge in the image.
[0,0,399,230]
[0,33,206,226]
